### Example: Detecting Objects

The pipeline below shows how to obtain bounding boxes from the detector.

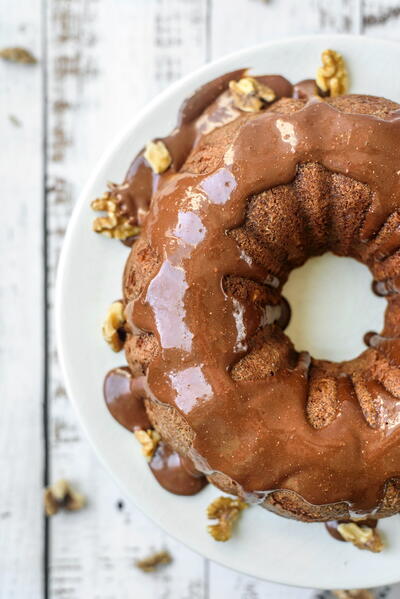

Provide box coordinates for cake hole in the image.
[283,253,385,362]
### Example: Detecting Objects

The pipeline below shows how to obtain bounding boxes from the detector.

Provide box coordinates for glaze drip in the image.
[104,367,150,431]
[149,442,207,495]
[104,366,206,495]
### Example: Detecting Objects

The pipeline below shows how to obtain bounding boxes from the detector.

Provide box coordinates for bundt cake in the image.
[95,67,400,523]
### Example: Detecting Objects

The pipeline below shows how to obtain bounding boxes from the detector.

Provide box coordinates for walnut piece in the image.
[229,76,276,112]
[91,183,140,240]
[207,496,248,542]
[134,429,160,460]
[332,591,374,599]
[102,301,126,352]
[0,47,37,64]
[144,140,172,174]
[9,114,22,127]
[44,479,85,516]
[316,49,348,97]
[251,288,262,302]
[135,550,172,572]
[337,522,384,553]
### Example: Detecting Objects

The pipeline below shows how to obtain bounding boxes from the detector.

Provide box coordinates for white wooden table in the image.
[2,1,400,597]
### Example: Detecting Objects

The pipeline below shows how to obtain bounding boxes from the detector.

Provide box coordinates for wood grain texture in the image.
[0,2,45,597]
[45,1,208,598]
[362,0,400,37]
[210,0,362,58]
[208,565,319,599]
[2,0,400,597]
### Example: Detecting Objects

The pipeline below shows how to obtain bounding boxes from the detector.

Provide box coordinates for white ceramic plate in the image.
[56,35,400,589]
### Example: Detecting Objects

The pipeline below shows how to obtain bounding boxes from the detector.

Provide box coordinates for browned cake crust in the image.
[122,91,400,522]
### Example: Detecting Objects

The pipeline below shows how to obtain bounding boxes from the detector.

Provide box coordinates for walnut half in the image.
[229,76,276,112]
[102,301,126,352]
[44,479,86,516]
[316,49,348,97]
[144,140,172,174]
[207,496,248,541]
[134,429,160,460]
[337,522,384,553]
[91,183,141,240]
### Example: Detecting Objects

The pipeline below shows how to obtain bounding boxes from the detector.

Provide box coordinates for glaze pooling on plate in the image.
[104,366,151,431]
[104,365,207,494]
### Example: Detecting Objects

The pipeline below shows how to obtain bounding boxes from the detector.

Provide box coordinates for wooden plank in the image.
[46,0,209,597]
[209,564,318,598]
[207,1,363,596]
[210,0,361,58]
[0,2,44,597]
[3,0,400,596]
[362,0,400,37]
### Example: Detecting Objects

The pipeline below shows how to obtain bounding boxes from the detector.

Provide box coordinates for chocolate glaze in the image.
[178,70,246,126]
[111,70,247,243]
[373,276,400,297]
[104,366,207,495]
[325,518,378,542]
[276,297,291,330]
[293,79,319,100]
[149,442,207,495]
[363,331,376,347]
[113,72,296,245]
[105,70,400,513]
[104,367,151,431]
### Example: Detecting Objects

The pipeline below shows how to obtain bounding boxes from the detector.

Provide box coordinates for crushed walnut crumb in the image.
[316,49,348,97]
[135,550,172,572]
[337,522,384,553]
[0,47,37,64]
[229,76,276,112]
[251,288,262,302]
[144,140,172,174]
[91,183,140,240]
[102,300,126,352]
[9,114,22,127]
[134,429,160,460]
[207,496,248,541]
[332,590,374,599]
[44,479,85,516]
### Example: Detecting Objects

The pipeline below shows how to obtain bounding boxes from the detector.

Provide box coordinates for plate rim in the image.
[56,33,400,590]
